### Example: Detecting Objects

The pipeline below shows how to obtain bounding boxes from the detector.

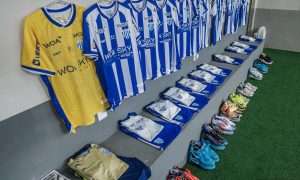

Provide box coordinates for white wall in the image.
[0,0,104,122]
[256,0,300,10]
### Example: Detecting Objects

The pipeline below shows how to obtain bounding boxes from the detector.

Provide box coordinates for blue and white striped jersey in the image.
[224,0,235,34]
[211,0,224,45]
[174,0,192,59]
[83,1,145,110]
[233,0,241,32]
[191,0,201,55]
[153,0,181,75]
[239,0,249,26]
[200,0,210,48]
[128,0,163,80]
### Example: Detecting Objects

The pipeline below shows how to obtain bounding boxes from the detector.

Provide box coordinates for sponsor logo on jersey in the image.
[57,57,91,76]
[143,16,153,21]
[116,21,129,28]
[159,32,172,42]
[32,42,41,66]
[73,32,82,38]
[104,50,117,61]
[104,46,135,61]
[117,45,133,59]
[53,51,61,57]
[179,23,190,32]
[139,38,155,48]
[43,36,62,48]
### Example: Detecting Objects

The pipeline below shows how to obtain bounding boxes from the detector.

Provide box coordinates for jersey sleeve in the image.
[211,0,217,16]
[21,19,55,76]
[169,2,180,27]
[82,13,100,61]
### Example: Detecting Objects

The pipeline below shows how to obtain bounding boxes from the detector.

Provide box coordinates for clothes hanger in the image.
[46,0,70,8]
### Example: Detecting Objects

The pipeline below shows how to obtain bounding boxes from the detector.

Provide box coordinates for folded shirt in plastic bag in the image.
[145,100,195,127]
[197,63,232,77]
[231,41,257,51]
[225,46,252,55]
[176,77,217,97]
[40,170,70,180]
[188,70,225,86]
[160,87,209,111]
[118,112,181,150]
[212,54,244,65]
[239,35,263,43]
[68,144,129,180]
[68,144,151,180]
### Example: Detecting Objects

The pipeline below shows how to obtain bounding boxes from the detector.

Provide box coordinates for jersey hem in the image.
[22,65,55,76]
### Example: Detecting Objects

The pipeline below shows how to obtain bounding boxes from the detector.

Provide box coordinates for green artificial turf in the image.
[184,49,300,180]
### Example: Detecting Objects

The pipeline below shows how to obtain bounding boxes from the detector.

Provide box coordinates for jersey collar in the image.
[156,0,167,9]
[42,3,76,27]
[97,1,119,19]
[130,0,147,13]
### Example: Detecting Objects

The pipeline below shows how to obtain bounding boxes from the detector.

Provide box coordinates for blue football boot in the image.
[189,141,216,170]
[194,140,220,162]
[253,60,268,73]
[202,139,226,151]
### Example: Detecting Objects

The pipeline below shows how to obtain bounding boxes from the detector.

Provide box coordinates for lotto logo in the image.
[154,138,164,144]
[175,115,183,121]
[79,150,89,157]
[193,103,199,106]
[166,18,173,26]
[100,149,111,155]
[148,23,154,31]
[122,29,131,39]
[76,40,83,51]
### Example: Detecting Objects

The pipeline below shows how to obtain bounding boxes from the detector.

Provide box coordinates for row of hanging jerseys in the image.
[21,0,249,133]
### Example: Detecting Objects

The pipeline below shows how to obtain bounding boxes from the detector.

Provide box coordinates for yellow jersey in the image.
[21,4,109,133]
